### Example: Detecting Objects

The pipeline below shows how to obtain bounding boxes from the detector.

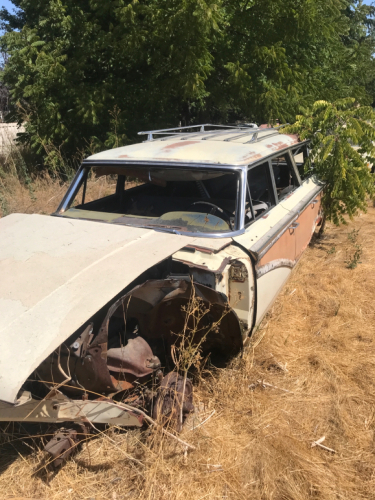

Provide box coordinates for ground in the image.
[1,178,375,500]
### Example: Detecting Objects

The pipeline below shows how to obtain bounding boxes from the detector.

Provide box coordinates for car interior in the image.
[245,152,300,223]
[71,167,239,229]
[68,151,301,230]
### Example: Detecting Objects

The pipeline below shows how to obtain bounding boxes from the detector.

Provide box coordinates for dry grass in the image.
[0,174,126,218]
[0,175,68,217]
[1,177,375,499]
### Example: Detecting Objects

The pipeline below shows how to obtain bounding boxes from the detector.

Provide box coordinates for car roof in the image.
[85,126,301,168]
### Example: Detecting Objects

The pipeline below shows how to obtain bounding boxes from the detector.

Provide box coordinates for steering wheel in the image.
[190,201,233,227]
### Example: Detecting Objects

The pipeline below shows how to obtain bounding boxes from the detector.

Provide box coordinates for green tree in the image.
[1,1,375,167]
[284,98,375,232]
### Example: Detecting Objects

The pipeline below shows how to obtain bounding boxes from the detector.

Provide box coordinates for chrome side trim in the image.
[238,169,247,230]
[53,213,247,239]
[83,159,247,169]
[249,184,324,261]
[256,259,295,279]
[55,167,86,213]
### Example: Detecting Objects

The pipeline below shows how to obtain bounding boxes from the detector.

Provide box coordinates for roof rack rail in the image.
[138,123,258,141]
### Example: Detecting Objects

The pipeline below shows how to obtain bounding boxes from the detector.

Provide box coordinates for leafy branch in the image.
[283,98,375,232]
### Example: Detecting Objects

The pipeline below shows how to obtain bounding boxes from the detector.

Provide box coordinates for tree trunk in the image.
[318,215,326,238]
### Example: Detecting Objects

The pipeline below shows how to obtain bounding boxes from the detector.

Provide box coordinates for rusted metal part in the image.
[37,333,161,398]
[153,372,194,432]
[44,424,88,468]
[95,279,243,362]
[109,376,134,392]
[107,336,161,377]
[172,256,232,274]
[70,323,93,358]
[0,391,144,426]
[37,343,120,396]
[256,259,295,279]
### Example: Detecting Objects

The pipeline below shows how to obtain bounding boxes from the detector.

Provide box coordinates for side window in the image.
[292,144,309,178]
[271,152,300,201]
[246,162,276,224]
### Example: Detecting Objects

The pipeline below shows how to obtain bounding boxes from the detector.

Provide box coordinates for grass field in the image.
[0,176,374,500]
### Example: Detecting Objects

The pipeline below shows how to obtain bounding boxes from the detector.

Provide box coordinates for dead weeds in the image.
[1,182,375,499]
[0,173,124,218]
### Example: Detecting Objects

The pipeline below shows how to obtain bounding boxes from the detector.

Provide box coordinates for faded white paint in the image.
[0,213,197,404]
[87,132,298,166]
[233,176,322,252]
[255,267,291,324]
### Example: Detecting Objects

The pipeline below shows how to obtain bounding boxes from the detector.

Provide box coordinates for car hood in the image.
[0,213,196,404]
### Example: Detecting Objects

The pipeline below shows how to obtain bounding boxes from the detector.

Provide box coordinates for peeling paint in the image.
[162,141,200,150]
[86,132,301,166]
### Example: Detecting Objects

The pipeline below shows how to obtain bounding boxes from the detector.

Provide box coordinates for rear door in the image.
[280,145,323,260]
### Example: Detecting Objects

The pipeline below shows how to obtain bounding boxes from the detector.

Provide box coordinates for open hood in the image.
[0,213,195,404]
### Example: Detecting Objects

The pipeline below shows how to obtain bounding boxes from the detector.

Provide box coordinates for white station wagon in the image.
[0,124,323,464]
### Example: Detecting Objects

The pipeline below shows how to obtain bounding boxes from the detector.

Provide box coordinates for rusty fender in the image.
[100,279,243,359]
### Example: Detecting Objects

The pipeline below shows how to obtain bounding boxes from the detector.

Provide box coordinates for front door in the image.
[234,149,325,329]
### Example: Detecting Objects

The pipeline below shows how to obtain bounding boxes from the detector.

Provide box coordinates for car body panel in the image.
[172,243,255,331]
[0,213,198,404]
[0,126,323,436]
[0,392,143,426]
[233,177,323,325]
[86,133,299,167]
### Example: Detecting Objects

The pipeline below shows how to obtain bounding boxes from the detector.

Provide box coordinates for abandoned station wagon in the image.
[0,124,323,463]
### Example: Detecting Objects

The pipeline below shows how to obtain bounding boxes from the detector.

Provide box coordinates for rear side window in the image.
[271,152,300,201]
[246,162,276,223]
[292,144,309,178]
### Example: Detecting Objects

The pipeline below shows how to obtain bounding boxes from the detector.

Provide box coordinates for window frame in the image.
[55,164,245,235]
[245,148,302,228]
[245,159,277,227]
[291,142,310,178]
[271,150,302,203]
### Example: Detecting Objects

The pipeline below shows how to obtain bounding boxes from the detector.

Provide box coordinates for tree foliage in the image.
[0,1,375,163]
[284,98,375,227]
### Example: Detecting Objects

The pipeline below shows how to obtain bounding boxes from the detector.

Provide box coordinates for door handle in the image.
[289,222,299,231]
[311,199,319,206]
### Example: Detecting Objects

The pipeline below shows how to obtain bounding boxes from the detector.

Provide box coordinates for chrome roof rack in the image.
[137,123,287,142]
[138,123,258,142]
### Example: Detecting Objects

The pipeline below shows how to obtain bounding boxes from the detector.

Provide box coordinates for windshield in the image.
[60,165,240,235]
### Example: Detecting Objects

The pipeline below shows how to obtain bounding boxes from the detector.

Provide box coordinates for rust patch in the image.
[44,425,88,468]
[266,141,290,152]
[153,372,193,432]
[241,152,263,163]
[265,136,298,151]
[186,244,214,255]
[162,141,200,150]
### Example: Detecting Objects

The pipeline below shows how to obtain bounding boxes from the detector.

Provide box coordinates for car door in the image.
[280,146,323,260]
[234,148,323,329]
[234,155,299,325]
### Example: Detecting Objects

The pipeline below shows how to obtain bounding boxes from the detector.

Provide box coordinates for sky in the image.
[1,0,375,8]
[1,0,15,11]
